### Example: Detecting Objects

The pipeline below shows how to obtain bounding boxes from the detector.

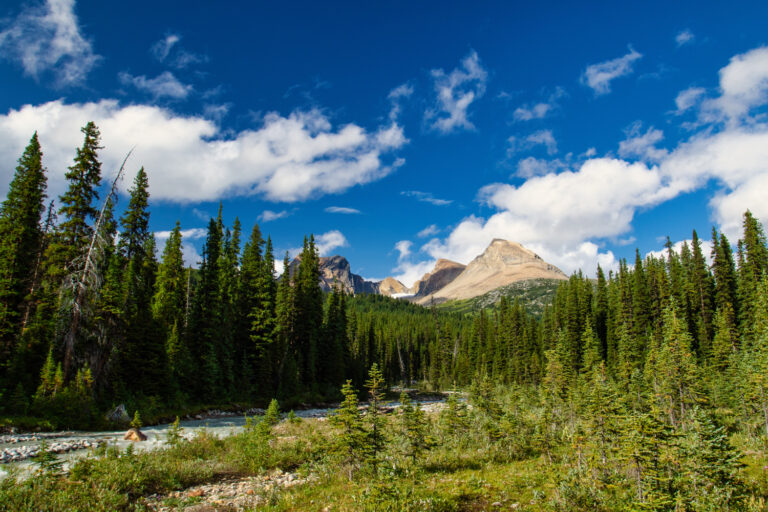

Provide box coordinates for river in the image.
[0,396,448,478]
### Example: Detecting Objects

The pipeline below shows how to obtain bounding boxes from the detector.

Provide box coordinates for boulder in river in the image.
[124,428,147,442]
[106,404,131,423]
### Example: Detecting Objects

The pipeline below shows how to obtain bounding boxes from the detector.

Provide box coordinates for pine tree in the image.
[152,222,188,382]
[0,133,48,362]
[398,391,432,462]
[329,379,367,479]
[689,230,715,358]
[47,122,102,283]
[654,303,699,426]
[678,407,746,509]
[188,217,224,400]
[365,363,387,473]
[275,253,298,398]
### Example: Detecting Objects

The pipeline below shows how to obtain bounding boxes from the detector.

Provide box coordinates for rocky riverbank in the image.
[142,468,314,511]
[0,439,100,463]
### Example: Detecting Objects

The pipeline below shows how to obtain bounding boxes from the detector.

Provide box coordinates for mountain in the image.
[290,255,379,295]
[378,277,409,296]
[410,259,466,297]
[414,239,567,304]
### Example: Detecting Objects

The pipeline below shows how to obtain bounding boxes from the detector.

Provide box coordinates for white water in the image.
[0,397,447,478]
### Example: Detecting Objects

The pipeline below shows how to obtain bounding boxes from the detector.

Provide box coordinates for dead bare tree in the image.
[61,150,133,380]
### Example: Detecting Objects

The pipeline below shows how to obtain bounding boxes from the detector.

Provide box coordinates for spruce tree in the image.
[152,222,188,383]
[330,379,367,479]
[365,363,387,473]
[0,133,48,361]
[47,122,102,282]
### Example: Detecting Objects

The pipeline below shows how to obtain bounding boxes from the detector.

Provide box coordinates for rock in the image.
[106,404,131,423]
[188,488,205,497]
[123,428,147,442]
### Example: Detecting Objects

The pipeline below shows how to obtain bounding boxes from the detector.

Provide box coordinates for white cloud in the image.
[581,47,643,95]
[513,87,565,122]
[417,224,440,238]
[191,208,211,221]
[646,239,713,265]
[515,156,570,178]
[258,210,291,222]
[183,244,202,268]
[155,227,208,240]
[203,103,230,123]
[315,230,348,256]
[675,30,695,47]
[0,99,407,203]
[388,83,414,121]
[401,190,452,206]
[415,45,768,280]
[526,130,558,155]
[618,122,667,162]
[391,239,434,287]
[325,206,361,214]
[394,240,412,260]
[151,34,180,62]
[426,51,488,133]
[0,0,100,86]
[701,46,768,123]
[118,71,193,100]
[393,259,435,289]
[674,87,706,114]
[150,32,206,69]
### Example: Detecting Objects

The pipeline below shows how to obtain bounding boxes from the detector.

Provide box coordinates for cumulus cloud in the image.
[618,122,667,162]
[675,30,695,47]
[325,206,361,214]
[701,46,768,123]
[0,0,100,86]
[258,210,291,222]
[401,190,452,206]
[426,51,488,133]
[513,87,566,122]
[0,99,407,203]
[646,238,713,264]
[315,230,348,256]
[581,47,643,95]
[412,45,768,279]
[417,224,440,238]
[118,71,193,100]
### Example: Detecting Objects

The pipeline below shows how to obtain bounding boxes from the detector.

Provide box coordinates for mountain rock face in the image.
[411,259,466,297]
[378,277,409,296]
[290,255,379,295]
[318,255,379,294]
[415,239,567,304]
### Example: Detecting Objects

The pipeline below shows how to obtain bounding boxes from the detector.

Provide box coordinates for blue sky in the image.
[2,0,768,285]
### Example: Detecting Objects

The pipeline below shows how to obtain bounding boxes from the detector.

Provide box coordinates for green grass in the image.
[2,389,767,511]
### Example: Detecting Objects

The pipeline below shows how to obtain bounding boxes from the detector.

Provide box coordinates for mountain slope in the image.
[411,259,465,297]
[415,239,567,304]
